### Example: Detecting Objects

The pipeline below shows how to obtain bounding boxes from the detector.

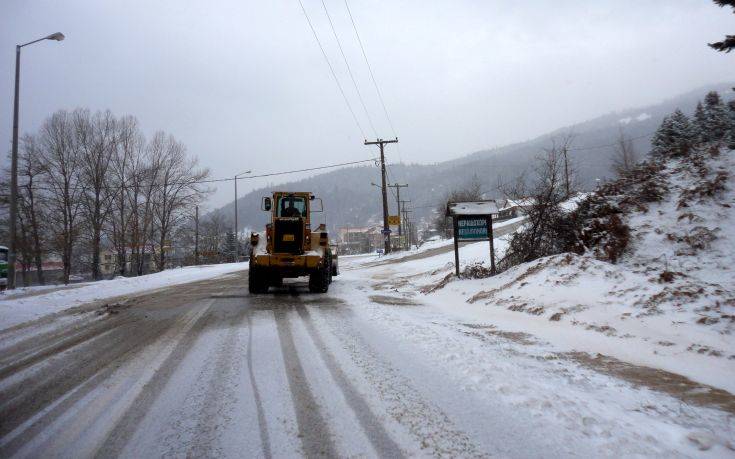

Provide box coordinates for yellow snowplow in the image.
[249,192,338,293]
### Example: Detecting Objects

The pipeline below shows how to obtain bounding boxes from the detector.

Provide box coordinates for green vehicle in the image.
[0,246,8,290]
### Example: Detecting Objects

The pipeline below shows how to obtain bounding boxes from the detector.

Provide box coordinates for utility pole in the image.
[400,199,411,250]
[562,146,570,198]
[194,205,200,265]
[388,183,407,242]
[403,208,413,250]
[233,170,251,261]
[364,138,398,254]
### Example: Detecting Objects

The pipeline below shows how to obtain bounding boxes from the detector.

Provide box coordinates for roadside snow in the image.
[341,148,735,395]
[0,263,248,330]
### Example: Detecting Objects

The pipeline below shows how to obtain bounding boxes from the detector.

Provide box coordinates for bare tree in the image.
[199,211,230,263]
[39,111,84,284]
[500,143,576,268]
[611,128,638,177]
[107,115,143,276]
[149,132,209,270]
[76,109,118,280]
[17,134,48,284]
[128,141,160,276]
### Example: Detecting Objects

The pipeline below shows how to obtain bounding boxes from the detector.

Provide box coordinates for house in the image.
[497,198,534,221]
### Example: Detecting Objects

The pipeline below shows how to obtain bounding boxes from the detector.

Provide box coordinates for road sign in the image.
[456,217,489,241]
[446,200,498,277]
[381,228,392,235]
[387,215,401,226]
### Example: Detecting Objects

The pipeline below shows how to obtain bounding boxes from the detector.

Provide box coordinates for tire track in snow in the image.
[35,301,213,457]
[186,300,257,457]
[293,303,404,458]
[95,300,223,457]
[273,307,337,457]
[0,317,172,446]
[245,309,272,459]
[311,305,484,457]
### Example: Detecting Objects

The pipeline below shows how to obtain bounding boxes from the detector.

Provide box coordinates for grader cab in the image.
[248,192,338,293]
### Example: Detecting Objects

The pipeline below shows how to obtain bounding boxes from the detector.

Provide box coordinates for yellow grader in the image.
[249,192,338,293]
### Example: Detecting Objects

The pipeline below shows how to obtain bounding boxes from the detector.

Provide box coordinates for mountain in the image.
[215,82,734,234]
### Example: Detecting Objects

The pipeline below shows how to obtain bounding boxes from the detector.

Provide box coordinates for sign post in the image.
[446,200,499,277]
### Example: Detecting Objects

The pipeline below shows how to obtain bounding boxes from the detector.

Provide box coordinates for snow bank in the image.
[342,148,735,393]
[0,263,248,330]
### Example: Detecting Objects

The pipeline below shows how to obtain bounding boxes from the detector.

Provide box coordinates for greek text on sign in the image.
[457,217,488,240]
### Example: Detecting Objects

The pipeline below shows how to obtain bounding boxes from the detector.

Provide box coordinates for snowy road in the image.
[1,253,733,456]
[0,272,483,457]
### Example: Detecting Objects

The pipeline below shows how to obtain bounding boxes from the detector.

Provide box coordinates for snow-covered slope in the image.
[347,147,735,394]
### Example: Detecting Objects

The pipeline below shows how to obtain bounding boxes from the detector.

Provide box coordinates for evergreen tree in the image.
[728,100,735,149]
[670,109,694,155]
[651,115,673,156]
[652,110,694,157]
[703,91,729,141]
[692,101,707,144]
[709,1,735,53]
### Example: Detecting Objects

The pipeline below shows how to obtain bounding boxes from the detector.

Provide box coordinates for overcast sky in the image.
[2,0,732,208]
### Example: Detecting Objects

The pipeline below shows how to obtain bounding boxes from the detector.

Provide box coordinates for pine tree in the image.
[728,100,735,149]
[692,101,707,144]
[669,109,694,155]
[652,110,694,157]
[652,115,675,156]
[709,1,735,52]
[703,91,729,142]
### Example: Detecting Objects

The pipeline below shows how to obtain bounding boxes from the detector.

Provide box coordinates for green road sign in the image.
[456,217,489,240]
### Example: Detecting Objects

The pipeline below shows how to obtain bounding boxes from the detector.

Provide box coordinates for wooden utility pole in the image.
[388,183,408,241]
[400,199,411,250]
[364,138,398,254]
[486,214,496,275]
[194,205,200,265]
[562,146,570,198]
[404,208,413,250]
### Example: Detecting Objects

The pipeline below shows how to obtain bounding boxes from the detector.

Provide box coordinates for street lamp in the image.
[8,32,65,290]
[233,169,252,260]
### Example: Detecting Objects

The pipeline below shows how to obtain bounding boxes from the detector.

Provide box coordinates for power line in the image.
[10,157,378,194]
[320,0,377,137]
[344,0,396,137]
[297,0,366,139]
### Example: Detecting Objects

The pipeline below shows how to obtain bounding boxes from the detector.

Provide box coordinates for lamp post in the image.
[233,170,251,261]
[8,32,65,290]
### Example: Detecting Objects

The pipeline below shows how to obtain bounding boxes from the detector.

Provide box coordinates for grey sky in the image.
[2,0,732,208]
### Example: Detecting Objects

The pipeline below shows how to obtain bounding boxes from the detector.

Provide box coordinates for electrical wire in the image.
[320,0,377,137]
[344,0,396,137]
[10,157,378,194]
[297,0,366,139]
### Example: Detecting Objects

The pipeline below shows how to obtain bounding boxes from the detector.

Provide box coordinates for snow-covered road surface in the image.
[1,254,733,456]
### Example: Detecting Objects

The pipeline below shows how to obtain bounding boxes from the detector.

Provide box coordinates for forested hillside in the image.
[218,83,733,233]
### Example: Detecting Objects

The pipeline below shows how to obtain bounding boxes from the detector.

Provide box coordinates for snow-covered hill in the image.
[346,146,735,397]
[218,84,735,233]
